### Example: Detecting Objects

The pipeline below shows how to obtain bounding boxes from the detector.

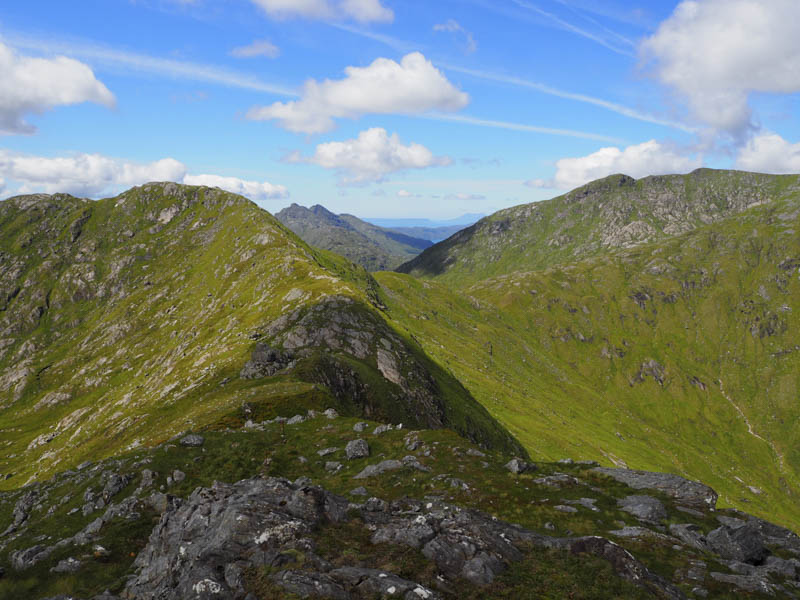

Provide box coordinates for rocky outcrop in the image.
[121,476,682,600]
[593,467,718,510]
[239,343,295,379]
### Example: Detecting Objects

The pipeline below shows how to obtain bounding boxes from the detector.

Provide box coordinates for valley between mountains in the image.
[2,169,800,599]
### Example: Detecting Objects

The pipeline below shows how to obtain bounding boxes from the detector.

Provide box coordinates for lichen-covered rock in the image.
[706,523,769,565]
[179,434,204,448]
[505,458,534,474]
[593,467,718,510]
[345,439,370,460]
[125,478,349,599]
[618,495,668,523]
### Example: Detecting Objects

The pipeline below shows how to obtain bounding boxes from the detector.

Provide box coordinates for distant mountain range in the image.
[365,214,484,244]
[275,203,435,271]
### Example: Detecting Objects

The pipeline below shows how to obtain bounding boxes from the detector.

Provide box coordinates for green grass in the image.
[377,186,800,531]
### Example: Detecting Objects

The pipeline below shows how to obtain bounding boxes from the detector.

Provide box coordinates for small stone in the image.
[298,456,308,464]
[558,458,574,465]
[544,522,555,531]
[554,505,578,513]
[350,487,368,496]
[179,434,204,447]
[172,470,186,483]
[345,439,370,460]
[140,469,157,489]
[287,415,306,425]
[325,462,342,473]
[373,424,393,435]
[466,448,486,458]
[317,447,338,457]
[353,422,369,432]
[323,408,339,419]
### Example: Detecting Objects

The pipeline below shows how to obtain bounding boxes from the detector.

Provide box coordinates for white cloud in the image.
[230,40,280,59]
[0,151,185,196]
[250,0,393,23]
[0,150,288,200]
[247,52,469,134]
[396,189,421,198]
[642,0,800,138]
[294,127,451,184]
[7,34,296,98]
[736,133,800,174]
[183,173,288,199]
[528,140,702,190]
[445,192,485,201]
[434,19,477,53]
[0,41,115,135]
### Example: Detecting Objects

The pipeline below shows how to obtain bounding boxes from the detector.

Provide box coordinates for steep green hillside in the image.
[381,175,800,530]
[399,169,800,284]
[275,203,431,271]
[0,184,521,489]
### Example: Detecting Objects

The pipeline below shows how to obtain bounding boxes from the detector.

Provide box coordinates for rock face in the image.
[260,295,527,458]
[122,476,681,600]
[126,477,350,599]
[593,468,718,510]
[706,523,769,565]
[239,343,295,379]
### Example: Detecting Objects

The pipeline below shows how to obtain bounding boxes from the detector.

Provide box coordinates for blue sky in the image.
[1,0,799,218]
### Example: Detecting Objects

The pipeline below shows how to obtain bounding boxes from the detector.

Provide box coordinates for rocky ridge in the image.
[1,412,800,599]
[398,169,800,282]
[0,183,519,487]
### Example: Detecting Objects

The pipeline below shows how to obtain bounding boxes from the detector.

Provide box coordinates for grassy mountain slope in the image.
[0,183,521,489]
[381,172,800,530]
[399,169,800,284]
[275,203,431,271]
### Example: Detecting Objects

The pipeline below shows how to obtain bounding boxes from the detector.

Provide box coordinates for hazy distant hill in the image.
[275,203,432,271]
[366,213,483,243]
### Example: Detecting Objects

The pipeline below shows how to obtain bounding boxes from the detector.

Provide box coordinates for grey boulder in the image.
[345,439,370,460]
[618,495,667,523]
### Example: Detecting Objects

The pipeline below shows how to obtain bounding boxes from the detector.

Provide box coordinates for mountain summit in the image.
[275,203,432,271]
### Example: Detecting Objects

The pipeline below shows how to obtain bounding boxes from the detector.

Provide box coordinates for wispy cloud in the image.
[425,113,626,144]
[439,63,695,133]
[509,0,634,57]
[328,22,420,53]
[3,33,297,97]
[434,19,477,54]
[553,0,636,48]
